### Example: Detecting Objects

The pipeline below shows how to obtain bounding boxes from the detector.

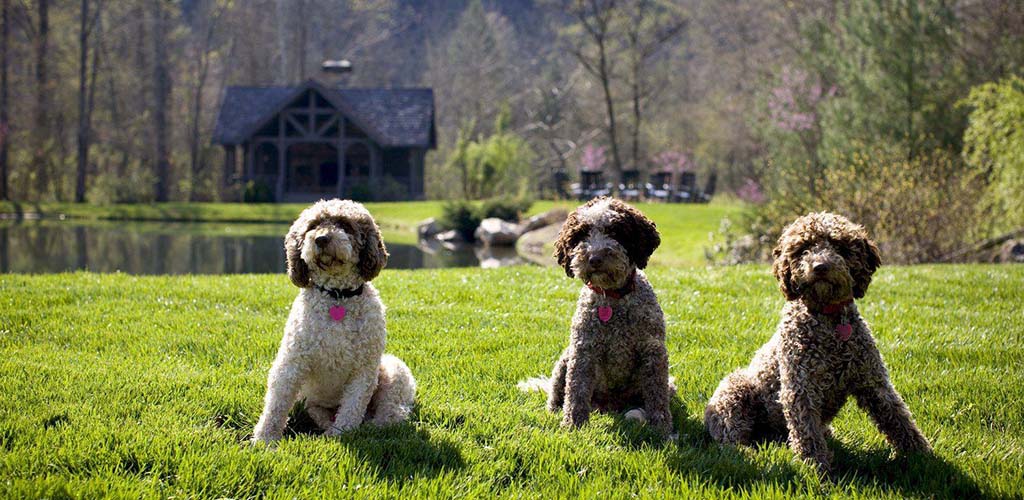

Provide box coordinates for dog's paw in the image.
[249,433,280,447]
[561,413,588,429]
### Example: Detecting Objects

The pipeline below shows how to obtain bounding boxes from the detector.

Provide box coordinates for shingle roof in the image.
[212,81,435,148]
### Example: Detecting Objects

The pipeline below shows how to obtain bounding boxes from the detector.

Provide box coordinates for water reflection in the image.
[0,220,528,275]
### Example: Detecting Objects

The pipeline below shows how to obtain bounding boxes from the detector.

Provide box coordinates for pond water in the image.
[0,220,528,275]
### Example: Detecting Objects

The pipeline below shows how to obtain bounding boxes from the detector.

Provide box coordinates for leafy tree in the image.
[823,0,964,159]
[443,106,533,200]
[961,76,1024,230]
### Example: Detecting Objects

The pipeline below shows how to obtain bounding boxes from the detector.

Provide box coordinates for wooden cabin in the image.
[213,80,436,202]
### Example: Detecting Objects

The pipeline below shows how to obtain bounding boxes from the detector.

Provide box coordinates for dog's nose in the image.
[589,254,604,267]
[812,262,831,274]
[315,235,330,248]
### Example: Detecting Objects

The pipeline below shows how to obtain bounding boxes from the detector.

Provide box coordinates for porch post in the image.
[337,140,346,198]
[222,145,236,201]
[275,114,286,202]
[245,142,253,180]
[407,149,418,200]
[370,144,381,201]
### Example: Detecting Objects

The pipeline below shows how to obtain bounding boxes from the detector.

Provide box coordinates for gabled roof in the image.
[212,80,436,149]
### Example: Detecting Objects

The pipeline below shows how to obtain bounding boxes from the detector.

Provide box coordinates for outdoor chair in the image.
[673,172,698,203]
[645,172,673,202]
[618,170,642,201]
[698,172,717,203]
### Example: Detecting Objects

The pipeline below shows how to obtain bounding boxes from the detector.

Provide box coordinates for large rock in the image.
[474,217,520,246]
[515,222,563,266]
[417,217,442,240]
[518,209,568,235]
[435,230,465,244]
[998,239,1024,263]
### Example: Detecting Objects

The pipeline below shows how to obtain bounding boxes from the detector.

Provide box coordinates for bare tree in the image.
[0,0,8,200]
[33,0,50,199]
[624,0,685,172]
[187,0,228,201]
[76,0,103,202]
[563,0,625,181]
[151,0,171,201]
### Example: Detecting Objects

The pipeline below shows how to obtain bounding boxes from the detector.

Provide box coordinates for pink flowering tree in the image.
[768,66,836,132]
[580,144,606,173]
[736,177,766,204]
[767,66,836,196]
[652,150,694,174]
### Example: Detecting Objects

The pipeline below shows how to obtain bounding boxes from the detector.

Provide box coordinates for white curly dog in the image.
[252,199,416,443]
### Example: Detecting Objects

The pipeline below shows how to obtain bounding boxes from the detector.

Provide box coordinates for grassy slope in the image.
[1,266,1021,498]
[0,200,742,265]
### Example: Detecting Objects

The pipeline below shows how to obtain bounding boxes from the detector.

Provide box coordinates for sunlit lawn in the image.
[1,265,1021,498]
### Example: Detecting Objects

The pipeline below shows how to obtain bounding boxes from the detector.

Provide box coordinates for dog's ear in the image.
[553,209,586,278]
[607,199,660,269]
[772,243,799,300]
[850,234,881,298]
[356,215,388,282]
[285,216,312,288]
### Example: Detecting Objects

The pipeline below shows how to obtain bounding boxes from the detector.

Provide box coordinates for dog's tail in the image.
[364,354,417,426]
[516,376,551,394]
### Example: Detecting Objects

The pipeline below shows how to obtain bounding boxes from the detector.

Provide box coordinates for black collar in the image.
[586,269,637,300]
[316,283,365,300]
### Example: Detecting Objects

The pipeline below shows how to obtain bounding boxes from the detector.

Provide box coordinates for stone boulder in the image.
[417,217,442,240]
[515,222,563,266]
[518,209,568,235]
[435,229,465,244]
[998,239,1024,263]
[474,217,520,246]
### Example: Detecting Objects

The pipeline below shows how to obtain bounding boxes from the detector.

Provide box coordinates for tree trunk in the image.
[75,0,89,202]
[152,0,170,202]
[189,19,217,202]
[33,0,50,199]
[0,0,9,200]
[630,45,641,173]
[596,34,623,182]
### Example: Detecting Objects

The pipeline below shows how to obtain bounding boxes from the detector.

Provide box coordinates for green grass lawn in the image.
[1,265,1021,498]
[0,200,742,266]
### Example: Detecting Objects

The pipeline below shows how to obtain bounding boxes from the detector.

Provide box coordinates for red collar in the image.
[819,299,854,316]
[586,270,637,299]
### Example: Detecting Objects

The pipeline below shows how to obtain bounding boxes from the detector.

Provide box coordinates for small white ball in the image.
[624,409,647,423]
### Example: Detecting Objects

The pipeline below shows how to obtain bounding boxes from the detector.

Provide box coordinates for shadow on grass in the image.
[830,442,983,499]
[660,408,805,490]
[655,410,983,498]
[283,402,465,483]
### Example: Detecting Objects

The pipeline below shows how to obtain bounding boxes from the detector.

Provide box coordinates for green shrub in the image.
[713,147,986,264]
[242,180,274,203]
[440,200,482,241]
[438,107,534,200]
[479,196,532,222]
[348,181,375,202]
[88,168,157,204]
[961,75,1024,231]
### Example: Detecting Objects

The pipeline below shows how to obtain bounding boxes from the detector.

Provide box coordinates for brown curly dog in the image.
[519,197,674,436]
[704,212,931,473]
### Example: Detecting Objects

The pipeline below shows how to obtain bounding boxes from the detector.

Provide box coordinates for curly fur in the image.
[704,212,931,473]
[253,199,415,443]
[522,197,673,435]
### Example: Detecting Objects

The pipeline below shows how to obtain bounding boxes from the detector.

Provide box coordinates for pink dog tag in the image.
[598,306,613,323]
[836,323,852,341]
[329,305,346,321]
